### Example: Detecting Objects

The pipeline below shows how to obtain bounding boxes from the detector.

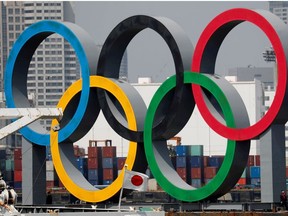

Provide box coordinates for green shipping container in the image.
[5,159,14,171]
[190,145,203,156]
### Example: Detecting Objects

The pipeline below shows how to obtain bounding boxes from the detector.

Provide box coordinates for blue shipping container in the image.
[76,158,87,168]
[88,169,98,180]
[175,146,190,156]
[102,158,115,169]
[188,156,203,168]
[14,181,22,189]
[250,166,260,178]
[176,156,187,168]
[208,156,223,167]
[191,179,202,188]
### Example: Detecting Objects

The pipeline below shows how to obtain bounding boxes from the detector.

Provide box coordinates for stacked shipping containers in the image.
[189,145,204,188]
[102,140,117,185]
[87,140,102,185]
[14,148,22,189]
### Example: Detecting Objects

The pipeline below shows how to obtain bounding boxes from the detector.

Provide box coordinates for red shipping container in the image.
[46,180,54,188]
[14,148,22,159]
[14,170,22,182]
[14,159,22,171]
[88,146,101,158]
[176,167,187,181]
[247,155,255,167]
[102,146,116,158]
[88,158,98,169]
[117,157,126,170]
[191,168,202,179]
[255,155,260,166]
[103,168,115,180]
[237,178,246,185]
[204,167,218,179]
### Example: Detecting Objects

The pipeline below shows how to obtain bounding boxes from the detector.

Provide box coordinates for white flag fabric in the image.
[123,170,148,191]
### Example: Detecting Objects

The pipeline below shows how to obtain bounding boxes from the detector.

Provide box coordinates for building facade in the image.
[269,1,288,23]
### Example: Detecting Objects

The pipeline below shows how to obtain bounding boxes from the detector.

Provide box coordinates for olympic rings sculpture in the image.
[4,8,288,202]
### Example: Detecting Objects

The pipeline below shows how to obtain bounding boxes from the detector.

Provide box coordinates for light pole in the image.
[262,46,276,88]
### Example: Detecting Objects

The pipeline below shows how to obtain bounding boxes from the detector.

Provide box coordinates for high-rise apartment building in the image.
[0,1,78,131]
[269,1,288,23]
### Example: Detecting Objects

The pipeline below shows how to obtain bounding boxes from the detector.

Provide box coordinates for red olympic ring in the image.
[192,8,288,140]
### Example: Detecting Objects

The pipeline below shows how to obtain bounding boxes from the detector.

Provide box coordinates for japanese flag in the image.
[123,170,148,191]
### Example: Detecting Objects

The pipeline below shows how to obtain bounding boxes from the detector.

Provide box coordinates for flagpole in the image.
[118,164,128,212]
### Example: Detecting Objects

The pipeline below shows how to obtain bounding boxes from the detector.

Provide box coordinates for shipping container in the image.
[14,148,22,159]
[117,157,126,170]
[4,171,13,181]
[14,159,22,171]
[247,155,255,167]
[208,156,223,167]
[204,167,218,179]
[204,178,213,184]
[5,159,14,171]
[175,145,190,156]
[188,156,203,168]
[102,146,116,158]
[176,167,190,183]
[191,167,203,179]
[255,155,260,166]
[191,179,202,188]
[203,156,209,167]
[0,160,5,171]
[88,146,102,158]
[176,156,187,168]
[14,181,22,189]
[103,168,116,180]
[76,157,88,169]
[102,158,116,169]
[46,170,54,181]
[46,180,54,188]
[88,158,99,169]
[46,160,54,171]
[190,145,203,156]
[250,166,260,178]
[88,169,99,180]
[14,170,22,182]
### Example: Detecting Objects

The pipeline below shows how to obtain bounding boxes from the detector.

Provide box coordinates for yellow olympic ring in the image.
[50,75,138,202]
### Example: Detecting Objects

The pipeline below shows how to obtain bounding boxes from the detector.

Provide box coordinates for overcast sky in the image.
[72,1,272,83]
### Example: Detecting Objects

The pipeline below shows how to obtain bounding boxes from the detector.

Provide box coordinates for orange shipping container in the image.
[191,168,202,179]
[102,146,116,158]
[88,158,99,169]
[204,167,218,179]
[103,168,116,180]
[88,146,102,158]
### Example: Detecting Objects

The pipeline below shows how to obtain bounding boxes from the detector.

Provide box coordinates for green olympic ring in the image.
[144,71,250,201]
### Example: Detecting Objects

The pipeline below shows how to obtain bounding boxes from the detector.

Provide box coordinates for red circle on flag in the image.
[131,175,143,186]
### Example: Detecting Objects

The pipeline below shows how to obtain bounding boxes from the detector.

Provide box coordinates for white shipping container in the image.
[46,161,54,171]
[46,170,54,181]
